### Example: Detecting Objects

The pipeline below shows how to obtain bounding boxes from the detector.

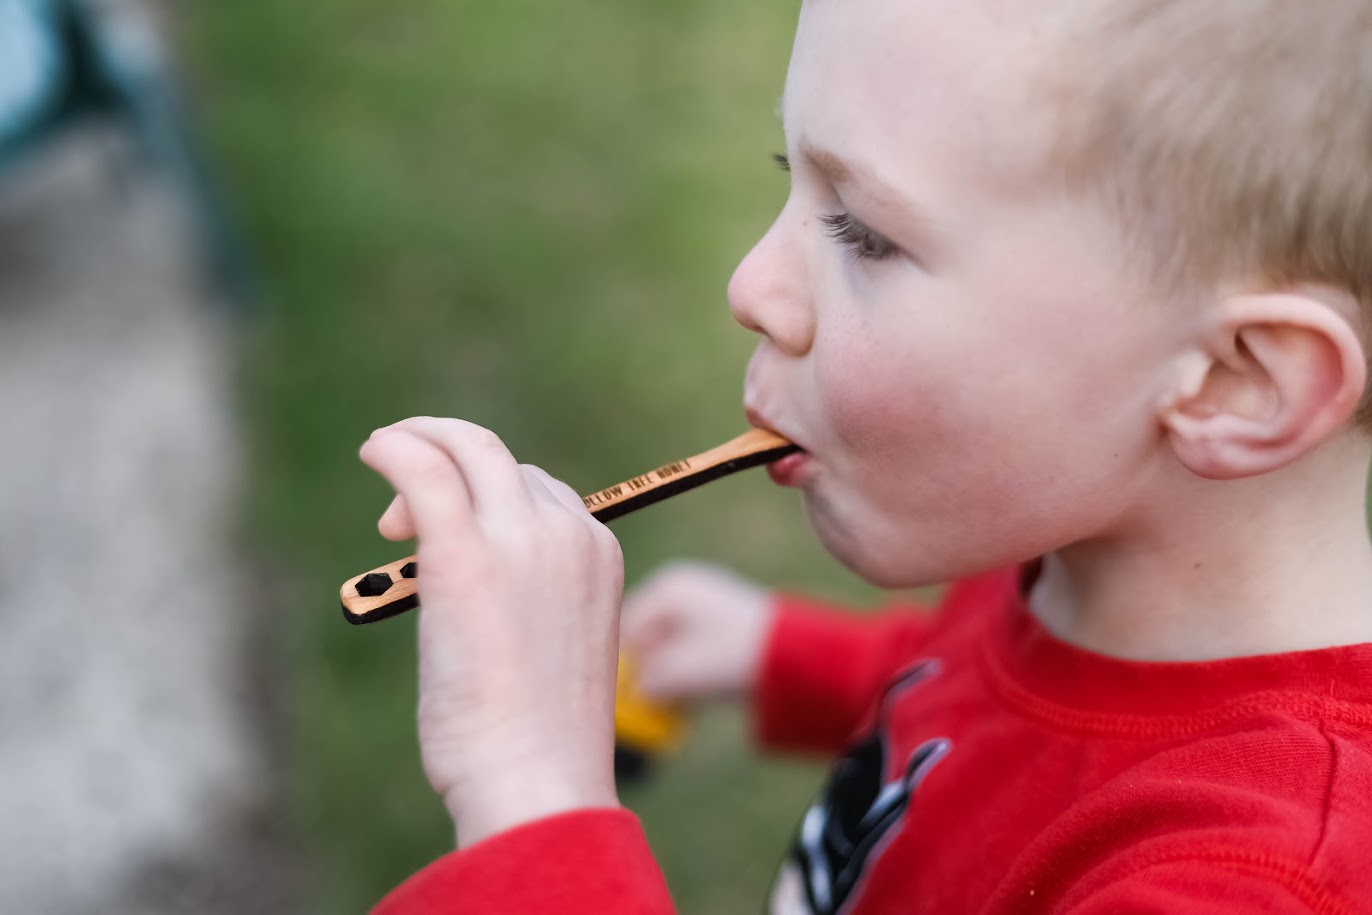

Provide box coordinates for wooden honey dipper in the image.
[340,428,799,624]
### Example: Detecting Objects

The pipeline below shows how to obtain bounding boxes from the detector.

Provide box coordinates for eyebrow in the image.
[800,143,853,186]
[776,91,860,186]
[795,140,892,208]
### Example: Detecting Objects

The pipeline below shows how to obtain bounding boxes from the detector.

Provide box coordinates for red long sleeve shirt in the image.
[376,568,1372,914]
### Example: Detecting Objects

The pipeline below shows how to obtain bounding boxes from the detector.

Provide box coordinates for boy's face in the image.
[735,0,1187,586]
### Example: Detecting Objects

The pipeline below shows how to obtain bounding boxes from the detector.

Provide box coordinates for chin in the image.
[804,497,944,589]
[804,492,1026,589]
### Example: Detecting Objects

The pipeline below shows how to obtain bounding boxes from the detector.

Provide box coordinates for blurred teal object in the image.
[0,0,255,309]
[0,0,64,148]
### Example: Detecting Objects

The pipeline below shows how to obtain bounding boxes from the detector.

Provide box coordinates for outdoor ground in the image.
[0,120,296,910]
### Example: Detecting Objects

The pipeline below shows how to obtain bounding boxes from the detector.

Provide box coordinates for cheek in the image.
[813,322,1010,559]
[814,314,997,472]
[815,328,925,459]
[807,307,1145,585]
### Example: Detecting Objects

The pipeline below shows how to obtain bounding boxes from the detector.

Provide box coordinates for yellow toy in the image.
[613,651,685,780]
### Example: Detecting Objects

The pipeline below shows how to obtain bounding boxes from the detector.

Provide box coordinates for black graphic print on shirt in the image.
[769,660,950,915]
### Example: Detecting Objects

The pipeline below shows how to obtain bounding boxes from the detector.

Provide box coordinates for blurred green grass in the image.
[182,2,882,911]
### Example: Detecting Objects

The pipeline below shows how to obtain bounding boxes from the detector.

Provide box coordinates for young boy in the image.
[365,0,1372,911]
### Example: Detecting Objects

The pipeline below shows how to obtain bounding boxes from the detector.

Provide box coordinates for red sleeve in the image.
[751,594,937,755]
[372,807,674,914]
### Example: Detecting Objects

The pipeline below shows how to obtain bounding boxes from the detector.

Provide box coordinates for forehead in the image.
[785,0,1067,197]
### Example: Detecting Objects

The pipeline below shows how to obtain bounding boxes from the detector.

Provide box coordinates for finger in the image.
[521,463,590,515]
[620,582,680,649]
[377,494,416,541]
[386,417,534,519]
[360,429,475,554]
[620,608,677,655]
[637,655,700,702]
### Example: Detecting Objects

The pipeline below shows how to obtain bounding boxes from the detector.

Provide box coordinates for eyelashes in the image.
[820,213,898,261]
[771,152,897,262]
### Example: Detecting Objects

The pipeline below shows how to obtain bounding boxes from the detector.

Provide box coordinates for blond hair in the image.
[1047,2,1372,425]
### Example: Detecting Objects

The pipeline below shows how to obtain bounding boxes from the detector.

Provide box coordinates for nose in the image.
[727,210,815,357]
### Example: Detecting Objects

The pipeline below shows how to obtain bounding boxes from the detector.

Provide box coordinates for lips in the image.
[744,406,798,449]
[744,405,811,487]
[765,449,810,487]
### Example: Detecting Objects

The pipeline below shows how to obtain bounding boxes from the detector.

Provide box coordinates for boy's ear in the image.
[1161,290,1367,479]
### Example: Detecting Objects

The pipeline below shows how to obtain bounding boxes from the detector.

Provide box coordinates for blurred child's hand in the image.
[360,417,622,847]
[620,562,775,704]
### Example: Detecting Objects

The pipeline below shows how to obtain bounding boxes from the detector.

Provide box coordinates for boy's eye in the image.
[772,152,791,172]
[820,212,897,261]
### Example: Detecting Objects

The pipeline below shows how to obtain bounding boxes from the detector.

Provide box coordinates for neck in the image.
[1029,439,1372,661]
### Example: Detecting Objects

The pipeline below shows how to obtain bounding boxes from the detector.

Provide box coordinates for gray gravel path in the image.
[0,126,290,912]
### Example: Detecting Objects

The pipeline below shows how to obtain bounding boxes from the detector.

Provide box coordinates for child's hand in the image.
[360,417,622,847]
[620,562,775,704]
